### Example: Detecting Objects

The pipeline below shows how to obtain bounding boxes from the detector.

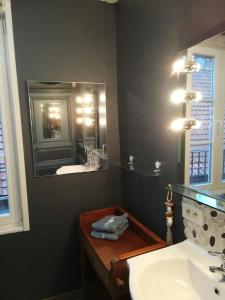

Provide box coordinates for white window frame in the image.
[185,42,225,192]
[0,0,29,234]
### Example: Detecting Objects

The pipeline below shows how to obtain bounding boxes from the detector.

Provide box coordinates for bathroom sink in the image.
[56,164,97,175]
[128,240,225,300]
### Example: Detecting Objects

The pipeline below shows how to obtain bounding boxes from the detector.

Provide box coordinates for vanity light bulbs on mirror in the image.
[170,56,202,132]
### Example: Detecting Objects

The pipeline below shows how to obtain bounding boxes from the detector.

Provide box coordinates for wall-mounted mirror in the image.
[28,81,108,177]
[183,32,225,200]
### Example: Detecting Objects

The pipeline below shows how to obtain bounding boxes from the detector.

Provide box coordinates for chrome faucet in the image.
[208,251,225,280]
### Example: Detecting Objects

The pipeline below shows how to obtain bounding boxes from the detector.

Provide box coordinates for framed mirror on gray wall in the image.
[28,81,108,177]
[182,32,225,202]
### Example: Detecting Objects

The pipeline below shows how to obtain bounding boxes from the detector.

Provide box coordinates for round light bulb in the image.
[171,89,186,104]
[172,57,185,74]
[54,113,60,119]
[49,113,55,119]
[170,118,186,131]
[76,96,83,104]
[84,94,93,104]
[84,107,93,115]
[76,107,83,114]
[77,118,83,124]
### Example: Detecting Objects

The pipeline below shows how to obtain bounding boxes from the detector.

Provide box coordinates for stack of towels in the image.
[91,213,129,241]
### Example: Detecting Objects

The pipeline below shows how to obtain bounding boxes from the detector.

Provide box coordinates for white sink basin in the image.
[128,240,225,300]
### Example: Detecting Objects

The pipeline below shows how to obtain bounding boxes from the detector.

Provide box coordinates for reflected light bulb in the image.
[84,94,93,104]
[76,96,83,104]
[54,107,60,113]
[84,107,93,115]
[76,107,83,114]
[55,113,60,119]
[49,113,55,119]
[77,118,83,124]
[49,107,54,112]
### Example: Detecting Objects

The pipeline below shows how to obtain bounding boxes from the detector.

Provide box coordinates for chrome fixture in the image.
[170,118,201,132]
[208,251,225,280]
[128,155,135,170]
[153,160,162,176]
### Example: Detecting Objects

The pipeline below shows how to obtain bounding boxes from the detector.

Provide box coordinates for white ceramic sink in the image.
[128,240,225,300]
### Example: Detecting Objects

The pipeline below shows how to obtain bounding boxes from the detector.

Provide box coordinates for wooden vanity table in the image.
[79,206,166,300]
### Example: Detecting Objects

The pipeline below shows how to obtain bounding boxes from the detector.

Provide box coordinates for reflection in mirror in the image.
[28,81,108,177]
[184,32,225,200]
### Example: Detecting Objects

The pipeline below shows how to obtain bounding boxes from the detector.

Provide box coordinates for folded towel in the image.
[91,222,129,241]
[92,213,128,233]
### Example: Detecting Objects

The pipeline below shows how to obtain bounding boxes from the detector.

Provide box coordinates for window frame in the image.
[0,0,29,234]
[185,44,225,192]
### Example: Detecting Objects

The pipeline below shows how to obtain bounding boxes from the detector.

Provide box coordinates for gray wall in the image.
[116,0,186,242]
[0,1,121,300]
[116,0,225,243]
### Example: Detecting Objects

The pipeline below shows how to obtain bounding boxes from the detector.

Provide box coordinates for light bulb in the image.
[49,113,55,119]
[76,107,83,114]
[54,113,60,119]
[54,107,60,113]
[84,94,93,104]
[172,57,185,74]
[170,118,201,131]
[49,107,55,112]
[172,57,201,74]
[76,96,83,104]
[77,118,83,124]
[171,89,186,104]
[171,89,202,104]
[170,118,186,131]
[84,107,93,115]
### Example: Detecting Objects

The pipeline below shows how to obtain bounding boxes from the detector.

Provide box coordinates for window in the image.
[185,43,225,190]
[0,0,29,234]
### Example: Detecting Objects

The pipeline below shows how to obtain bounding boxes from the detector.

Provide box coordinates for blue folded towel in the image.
[91,222,129,241]
[92,213,128,233]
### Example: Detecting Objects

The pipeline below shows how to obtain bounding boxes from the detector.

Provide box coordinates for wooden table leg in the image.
[81,246,88,300]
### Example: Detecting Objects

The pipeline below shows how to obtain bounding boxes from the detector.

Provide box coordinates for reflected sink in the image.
[128,240,225,300]
[56,164,97,175]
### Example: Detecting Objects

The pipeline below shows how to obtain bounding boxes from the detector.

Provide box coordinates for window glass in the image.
[0,122,9,216]
[189,55,214,185]
[192,55,214,100]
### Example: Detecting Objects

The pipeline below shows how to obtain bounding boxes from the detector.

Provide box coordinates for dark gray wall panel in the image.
[116,0,225,244]
[116,0,188,242]
[0,1,121,300]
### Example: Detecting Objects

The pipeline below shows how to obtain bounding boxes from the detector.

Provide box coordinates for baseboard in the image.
[43,289,82,300]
